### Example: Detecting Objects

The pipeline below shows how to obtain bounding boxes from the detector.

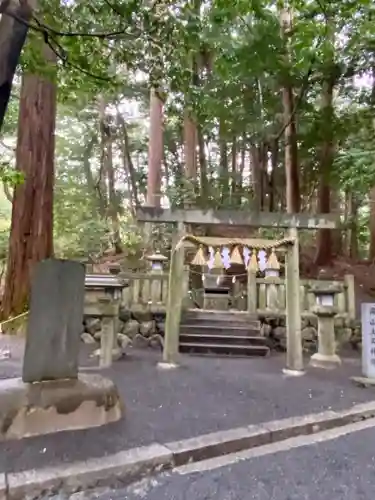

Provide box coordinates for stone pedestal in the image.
[310,306,341,369]
[1,259,124,440]
[0,374,122,440]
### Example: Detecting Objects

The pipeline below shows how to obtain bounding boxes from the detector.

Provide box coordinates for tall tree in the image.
[1,42,57,319]
[315,16,337,266]
[279,5,300,213]
[146,88,163,206]
[99,103,122,254]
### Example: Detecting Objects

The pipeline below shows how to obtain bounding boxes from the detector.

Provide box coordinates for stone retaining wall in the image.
[82,309,362,353]
[259,315,361,352]
[82,309,165,352]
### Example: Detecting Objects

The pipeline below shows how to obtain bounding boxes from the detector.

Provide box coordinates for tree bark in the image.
[279,7,300,213]
[106,145,122,254]
[250,144,263,210]
[1,44,56,319]
[330,189,342,256]
[314,69,336,265]
[197,123,208,203]
[2,180,13,203]
[282,87,299,213]
[346,191,358,259]
[183,0,201,208]
[230,135,237,206]
[0,0,34,133]
[219,117,229,204]
[237,135,246,207]
[315,182,332,265]
[97,96,109,217]
[99,100,122,253]
[82,133,106,215]
[117,112,140,209]
[269,138,279,211]
[183,112,197,179]
[146,88,163,206]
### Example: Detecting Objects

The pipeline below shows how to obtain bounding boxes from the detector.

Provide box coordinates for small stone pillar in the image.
[310,284,341,368]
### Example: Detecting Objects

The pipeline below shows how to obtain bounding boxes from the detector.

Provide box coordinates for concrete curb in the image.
[3,400,375,500]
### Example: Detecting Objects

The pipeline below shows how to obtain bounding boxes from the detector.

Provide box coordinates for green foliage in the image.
[2,0,375,260]
[0,163,23,186]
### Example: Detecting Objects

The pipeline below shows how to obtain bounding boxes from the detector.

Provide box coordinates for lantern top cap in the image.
[146,252,168,262]
[310,284,341,295]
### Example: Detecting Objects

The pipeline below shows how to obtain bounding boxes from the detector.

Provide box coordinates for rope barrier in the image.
[188,268,279,278]
[176,234,295,251]
[0,311,28,333]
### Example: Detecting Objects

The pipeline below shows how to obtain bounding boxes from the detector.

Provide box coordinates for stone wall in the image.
[82,309,362,354]
[259,315,361,352]
[81,308,165,352]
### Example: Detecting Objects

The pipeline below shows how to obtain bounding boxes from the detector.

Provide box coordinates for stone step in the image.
[159,318,260,333]
[180,324,260,337]
[183,310,259,326]
[179,333,266,346]
[179,342,270,357]
[185,308,253,318]
[182,318,261,329]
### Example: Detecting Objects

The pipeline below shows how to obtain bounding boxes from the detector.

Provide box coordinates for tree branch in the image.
[44,34,113,81]
[4,9,133,39]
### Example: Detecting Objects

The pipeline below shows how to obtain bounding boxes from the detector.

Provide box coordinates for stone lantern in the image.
[145,251,168,273]
[309,283,342,368]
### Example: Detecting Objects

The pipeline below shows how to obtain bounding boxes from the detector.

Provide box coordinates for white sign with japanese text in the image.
[361,303,375,379]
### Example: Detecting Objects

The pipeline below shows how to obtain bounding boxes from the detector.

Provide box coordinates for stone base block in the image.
[351,376,375,388]
[310,352,341,369]
[0,373,123,441]
[282,368,305,377]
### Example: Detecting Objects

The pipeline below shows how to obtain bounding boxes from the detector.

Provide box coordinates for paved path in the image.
[0,342,374,474]
[55,422,375,500]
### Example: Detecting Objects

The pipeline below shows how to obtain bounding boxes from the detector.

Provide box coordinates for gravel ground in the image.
[0,339,374,474]
[51,424,375,500]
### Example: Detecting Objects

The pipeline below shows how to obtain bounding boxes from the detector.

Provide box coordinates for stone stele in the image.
[22,258,85,383]
[0,373,123,440]
[0,259,123,440]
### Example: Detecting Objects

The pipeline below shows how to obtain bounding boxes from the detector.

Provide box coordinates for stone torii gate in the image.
[136,207,340,375]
